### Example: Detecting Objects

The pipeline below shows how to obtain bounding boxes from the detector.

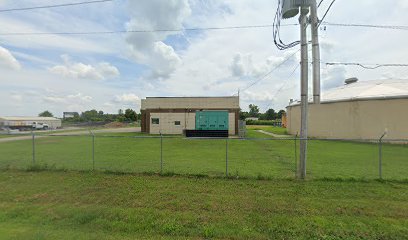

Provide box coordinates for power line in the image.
[1,22,408,36]
[273,0,300,50]
[318,0,336,27]
[236,49,300,95]
[0,0,113,13]
[324,62,408,69]
[0,23,300,36]
[317,0,324,8]
[263,63,299,110]
[323,22,408,30]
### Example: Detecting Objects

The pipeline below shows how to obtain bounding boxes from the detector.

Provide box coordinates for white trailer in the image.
[0,117,61,131]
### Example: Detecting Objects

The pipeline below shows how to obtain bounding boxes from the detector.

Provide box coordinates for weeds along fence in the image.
[0,132,407,180]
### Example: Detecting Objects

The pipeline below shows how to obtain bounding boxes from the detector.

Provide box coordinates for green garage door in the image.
[195,111,228,130]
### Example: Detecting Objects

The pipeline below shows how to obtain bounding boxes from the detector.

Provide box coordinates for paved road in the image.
[0,127,141,143]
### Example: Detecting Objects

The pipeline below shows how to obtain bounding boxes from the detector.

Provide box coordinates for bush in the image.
[246,120,281,126]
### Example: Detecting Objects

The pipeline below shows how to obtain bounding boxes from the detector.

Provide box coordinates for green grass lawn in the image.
[246,125,289,135]
[0,129,407,180]
[0,171,407,239]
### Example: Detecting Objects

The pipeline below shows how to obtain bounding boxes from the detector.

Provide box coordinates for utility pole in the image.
[299,6,309,179]
[281,0,315,179]
[310,0,321,104]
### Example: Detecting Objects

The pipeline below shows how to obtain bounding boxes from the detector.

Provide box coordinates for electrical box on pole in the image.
[282,0,312,19]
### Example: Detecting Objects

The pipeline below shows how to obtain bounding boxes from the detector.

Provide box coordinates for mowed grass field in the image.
[0,171,407,239]
[0,128,407,239]
[0,128,407,180]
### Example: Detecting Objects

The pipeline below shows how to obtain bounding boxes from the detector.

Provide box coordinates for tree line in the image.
[38,109,141,122]
[239,104,285,121]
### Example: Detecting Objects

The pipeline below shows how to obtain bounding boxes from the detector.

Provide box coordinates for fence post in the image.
[378,132,386,179]
[225,138,229,177]
[32,130,35,165]
[294,132,298,177]
[89,129,95,171]
[160,133,163,173]
[92,132,95,171]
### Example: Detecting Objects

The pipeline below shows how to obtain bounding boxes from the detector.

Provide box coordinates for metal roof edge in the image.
[286,95,408,108]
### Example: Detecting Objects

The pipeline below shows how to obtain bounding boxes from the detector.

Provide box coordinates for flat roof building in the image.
[286,79,408,139]
[140,96,240,135]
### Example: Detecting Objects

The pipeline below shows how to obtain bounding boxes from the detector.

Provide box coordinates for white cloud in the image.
[113,93,140,104]
[0,46,21,70]
[230,50,298,80]
[321,65,347,90]
[42,92,92,104]
[49,55,119,80]
[230,53,246,77]
[125,0,191,79]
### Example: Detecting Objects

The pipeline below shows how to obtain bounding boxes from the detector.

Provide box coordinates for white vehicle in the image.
[32,122,49,130]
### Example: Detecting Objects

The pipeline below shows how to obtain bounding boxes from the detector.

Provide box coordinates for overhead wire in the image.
[324,62,408,69]
[1,22,408,36]
[263,63,300,110]
[318,0,336,27]
[273,0,300,50]
[235,49,300,95]
[0,24,298,36]
[322,22,408,30]
[0,0,113,13]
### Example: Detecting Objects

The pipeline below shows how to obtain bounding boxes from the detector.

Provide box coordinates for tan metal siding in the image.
[149,112,237,135]
[149,112,195,134]
[286,98,408,139]
[141,97,239,110]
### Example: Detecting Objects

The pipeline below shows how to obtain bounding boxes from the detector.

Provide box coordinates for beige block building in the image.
[141,96,240,135]
[286,79,408,140]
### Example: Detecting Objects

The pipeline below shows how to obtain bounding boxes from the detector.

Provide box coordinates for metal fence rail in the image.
[0,132,407,180]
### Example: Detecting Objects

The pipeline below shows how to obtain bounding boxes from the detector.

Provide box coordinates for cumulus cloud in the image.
[229,50,298,79]
[230,53,246,77]
[102,93,140,112]
[321,65,347,90]
[113,93,140,104]
[0,46,21,70]
[42,92,92,104]
[49,55,119,80]
[125,0,191,79]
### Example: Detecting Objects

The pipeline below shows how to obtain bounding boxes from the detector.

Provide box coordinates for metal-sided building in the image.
[0,116,62,130]
[141,96,240,135]
[286,79,408,139]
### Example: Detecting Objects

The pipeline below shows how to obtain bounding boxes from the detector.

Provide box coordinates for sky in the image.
[1,0,408,117]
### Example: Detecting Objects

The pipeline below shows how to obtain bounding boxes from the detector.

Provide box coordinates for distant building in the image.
[286,79,408,139]
[63,112,78,119]
[140,96,240,135]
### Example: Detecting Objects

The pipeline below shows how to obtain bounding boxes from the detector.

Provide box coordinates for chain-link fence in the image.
[0,132,407,180]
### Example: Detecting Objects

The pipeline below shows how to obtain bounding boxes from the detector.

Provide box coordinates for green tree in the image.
[124,109,137,121]
[38,110,53,117]
[81,110,99,121]
[277,110,286,119]
[248,104,260,118]
[239,109,249,120]
[264,108,277,120]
